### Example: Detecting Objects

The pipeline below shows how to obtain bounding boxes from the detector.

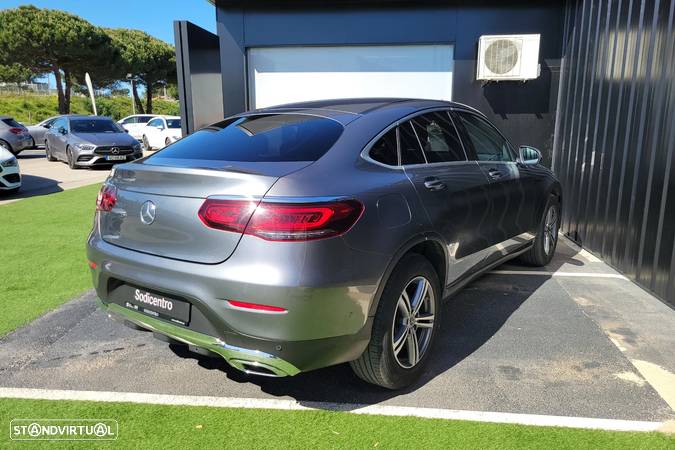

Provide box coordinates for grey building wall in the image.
[174,21,224,135]
[213,0,564,163]
[553,0,675,306]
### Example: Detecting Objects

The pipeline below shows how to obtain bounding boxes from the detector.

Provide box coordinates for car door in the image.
[451,110,529,261]
[49,117,68,158]
[401,111,494,286]
[146,118,163,148]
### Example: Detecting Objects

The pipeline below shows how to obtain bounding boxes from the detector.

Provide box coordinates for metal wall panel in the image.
[553,0,675,306]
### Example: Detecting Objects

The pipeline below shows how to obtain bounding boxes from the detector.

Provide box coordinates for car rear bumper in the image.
[87,229,385,373]
[100,299,301,376]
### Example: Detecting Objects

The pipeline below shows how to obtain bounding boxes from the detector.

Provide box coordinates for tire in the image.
[143,135,151,151]
[519,195,560,266]
[350,253,441,389]
[66,147,78,169]
[45,141,56,161]
[165,137,170,148]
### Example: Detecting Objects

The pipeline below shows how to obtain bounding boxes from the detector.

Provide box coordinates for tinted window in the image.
[411,112,466,163]
[52,118,67,131]
[2,118,23,128]
[369,128,398,166]
[166,119,181,129]
[399,122,425,165]
[148,114,343,162]
[138,116,154,123]
[71,119,123,133]
[455,112,514,162]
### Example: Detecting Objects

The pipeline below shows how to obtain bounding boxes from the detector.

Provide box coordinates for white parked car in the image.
[0,145,20,194]
[117,114,157,140]
[141,116,182,150]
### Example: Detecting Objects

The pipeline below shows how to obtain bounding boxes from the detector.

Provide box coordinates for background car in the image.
[25,115,62,148]
[45,115,143,169]
[0,144,21,194]
[117,114,157,140]
[141,115,182,150]
[87,98,561,389]
[0,116,32,156]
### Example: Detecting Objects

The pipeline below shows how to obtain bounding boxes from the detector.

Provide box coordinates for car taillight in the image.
[96,184,117,212]
[8,127,24,135]
[198,198,364,241]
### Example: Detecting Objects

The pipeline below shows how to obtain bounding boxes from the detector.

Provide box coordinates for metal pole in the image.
[131,79,136,115]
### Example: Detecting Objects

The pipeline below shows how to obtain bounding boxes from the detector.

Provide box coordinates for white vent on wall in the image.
[477,34,541,81]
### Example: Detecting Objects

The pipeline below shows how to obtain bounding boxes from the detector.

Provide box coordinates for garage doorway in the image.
[247,45,454,109]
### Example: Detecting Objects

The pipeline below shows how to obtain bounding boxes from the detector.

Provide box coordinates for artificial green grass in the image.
[0,184,101,336]
[1,398,673,449]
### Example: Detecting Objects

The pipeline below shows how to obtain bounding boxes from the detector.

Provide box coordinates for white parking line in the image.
[490,270,628,280]
[0,387,664,432]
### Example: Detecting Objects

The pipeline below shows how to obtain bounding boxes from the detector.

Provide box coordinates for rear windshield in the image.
[147,114,343,162]
[2,118,23,128]
[71,119,123,133]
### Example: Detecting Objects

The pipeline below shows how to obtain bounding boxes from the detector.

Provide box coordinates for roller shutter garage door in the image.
[247,45,454,109]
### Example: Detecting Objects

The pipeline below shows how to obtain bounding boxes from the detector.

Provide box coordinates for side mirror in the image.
[518,145,542,166]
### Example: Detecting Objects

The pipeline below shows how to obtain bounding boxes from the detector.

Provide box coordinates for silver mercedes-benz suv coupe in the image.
[87,99,561,389]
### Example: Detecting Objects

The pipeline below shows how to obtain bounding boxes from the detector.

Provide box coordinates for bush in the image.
[0,93,179,124]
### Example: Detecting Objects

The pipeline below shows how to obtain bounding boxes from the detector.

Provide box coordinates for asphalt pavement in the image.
[2,238,673,421]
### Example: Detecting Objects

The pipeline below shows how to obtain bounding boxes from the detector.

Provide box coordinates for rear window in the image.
[2,118,23,128]
[147,114,343,162]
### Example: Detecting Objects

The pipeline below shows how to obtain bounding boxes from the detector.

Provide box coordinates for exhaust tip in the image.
[229,359,288,377]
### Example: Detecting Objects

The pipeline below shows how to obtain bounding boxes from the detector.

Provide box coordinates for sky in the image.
[1,0,217,88]
[1,0,216,44]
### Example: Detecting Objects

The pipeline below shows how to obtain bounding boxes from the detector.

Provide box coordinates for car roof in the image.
[151,115,180,119]
[254,98,485,123]
[67,115,112,120]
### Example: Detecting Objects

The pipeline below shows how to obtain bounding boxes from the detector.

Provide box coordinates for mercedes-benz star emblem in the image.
[111,147,119,154]
[140,201,156,225]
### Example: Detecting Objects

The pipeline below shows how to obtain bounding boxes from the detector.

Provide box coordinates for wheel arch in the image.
[367,232,448,317]
[0,139,14,153]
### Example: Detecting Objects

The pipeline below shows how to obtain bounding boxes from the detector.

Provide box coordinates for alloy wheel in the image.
[391,276,435,369]
[543,205,558,255]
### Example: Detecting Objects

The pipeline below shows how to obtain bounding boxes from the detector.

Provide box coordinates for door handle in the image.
[423,177,446,191]
[487,169,503,180]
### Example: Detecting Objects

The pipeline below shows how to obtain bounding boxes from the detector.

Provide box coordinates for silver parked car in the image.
[26,115,62,148]
[0,116,32,155]
[45,115,143,169]
[87,99,561,389]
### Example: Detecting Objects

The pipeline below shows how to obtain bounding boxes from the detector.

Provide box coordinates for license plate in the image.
[114,286,191,325]
[106,155,126,161]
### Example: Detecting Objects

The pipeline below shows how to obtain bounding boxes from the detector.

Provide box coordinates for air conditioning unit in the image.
[476,34,541,81]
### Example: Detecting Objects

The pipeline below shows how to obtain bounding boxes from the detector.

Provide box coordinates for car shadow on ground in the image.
[169,244,584,409]
[17,151,45,159]
[0,174,64,201]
